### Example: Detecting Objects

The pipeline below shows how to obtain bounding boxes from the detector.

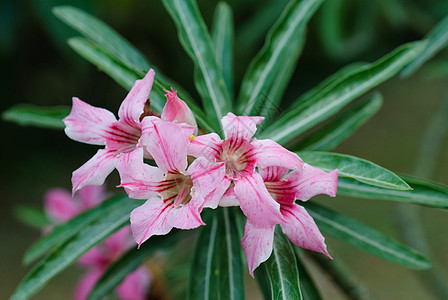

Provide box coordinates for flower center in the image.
[219,139,254,178]
[106,121,142,153]
[158,172,193,207]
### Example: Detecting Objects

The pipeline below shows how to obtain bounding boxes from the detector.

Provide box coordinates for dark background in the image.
[1,0,447,299]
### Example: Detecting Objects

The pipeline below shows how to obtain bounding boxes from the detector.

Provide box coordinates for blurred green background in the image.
[1,0,447,299]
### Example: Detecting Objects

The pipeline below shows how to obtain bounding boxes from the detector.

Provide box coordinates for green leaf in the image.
[297,92,383,151]
[211,2,234,97]
[298,151,411,190]
[294,250,322,300]
[255,226,303,300]
[67,38,216,133]
[401,15,448,77]
[11,195,139,300]
[237,0,324,116]
[2,105,69,130]
[260,41,426,144]
[188,208,244,300]
[23,194,132,265]
[162,0,232,128]
[87,231,179,300]
[338,176,448,208]
[13,206,51,230]
[53,6,148,72]
[302,202,431,269]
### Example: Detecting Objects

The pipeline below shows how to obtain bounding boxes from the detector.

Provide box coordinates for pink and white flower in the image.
[44,185,152,300]
[236,165,338,276]
[117,118,226,247]
[64,69,196,195]
[188,112,303,228]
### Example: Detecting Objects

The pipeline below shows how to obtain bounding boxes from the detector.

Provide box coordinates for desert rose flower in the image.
[44,185,151,300]
[117,118,226,247]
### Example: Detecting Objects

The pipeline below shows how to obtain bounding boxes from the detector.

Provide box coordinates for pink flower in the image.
[64,70,196,195]
[233,165,338,276]
[117,118,226,247]
[43,185,151,300]
[188,112,303,228]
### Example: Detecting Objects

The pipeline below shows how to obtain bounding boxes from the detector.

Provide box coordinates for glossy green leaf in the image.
[260,41,426,144]
[298,151,411,190]
[53,6,148,71]
[67,38,215,133]
[401,15,448,77]
[238,0,324,116]
[188,208,244,300]
[162,0,232,127]
[211,2,234,97]
[87,231,179,300]
[11,195,139,300]
[2,105,69,130]
[338,176,448,208]
[23,194,132,265]
[294,250,322,300]
[14,206,51,230]
[302,202,431,269]
[255,226,303,300]
[297,92,383,151]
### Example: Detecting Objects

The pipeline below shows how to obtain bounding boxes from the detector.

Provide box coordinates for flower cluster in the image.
[44,185,151,300]
[64,69,338,275]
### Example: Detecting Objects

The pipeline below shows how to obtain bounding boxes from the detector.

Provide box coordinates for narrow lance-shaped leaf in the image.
[302,202,431,269]
[297,151,411,190]
[188,208,244,300]
[53,6,149,71]
[162,0,232,128]
[401,14,448,77]
[13,206,51,230]
[23,194,129,265]
[87,231,179,300]
[254,226,303,300]
[296,92,383,151]
[238,0,324,116]
[211,2,234,97]
[338,176,448,208]
[68,37,216,133]
[294,250,322,300]
[54,6,198,108]
[2,105,69,130]
[11,195,140,300]
[260,41,426,144]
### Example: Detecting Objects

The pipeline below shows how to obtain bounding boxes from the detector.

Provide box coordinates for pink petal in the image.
[44,188,80,223]
[241,221,275,277]
[287,164,338,201]
[118,69,155,127]
[234,172,284,227]
[72,149,117,195]
[77,246,107,268]
[258,166,289,182]
[221,113,264,141]
[281,204,331,258]
[64,97,117,145]
[130,197,174,247]
[74,269,103,300]
[169,201,205,230]
[161,88,197,129]
[104,120,142,153]
[252,139,303,170]
[103,226,133,255]
[116,147,164,199]
[116,267,152,300]
[187,133,222,161]
[141,118,188,173]
[219,184,240,207]
[203,176,232,209]
[77,185,107,209]
[187,157,226,209]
